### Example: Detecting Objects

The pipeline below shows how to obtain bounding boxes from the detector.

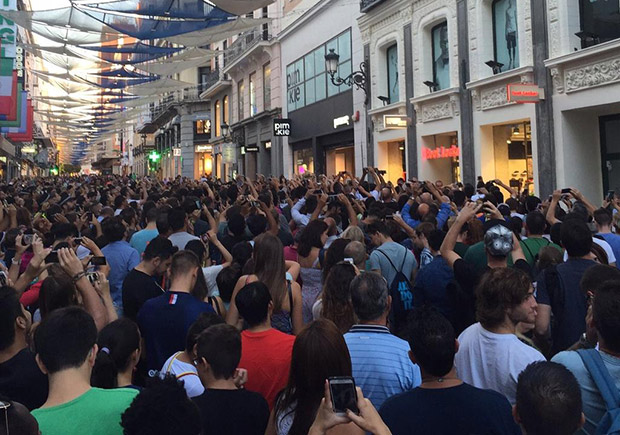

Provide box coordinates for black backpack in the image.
[377,248,414,336]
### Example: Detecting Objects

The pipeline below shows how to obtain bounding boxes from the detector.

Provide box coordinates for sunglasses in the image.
[0,400,10,434]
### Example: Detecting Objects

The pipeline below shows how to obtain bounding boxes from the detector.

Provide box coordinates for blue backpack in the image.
[577,349,620,435]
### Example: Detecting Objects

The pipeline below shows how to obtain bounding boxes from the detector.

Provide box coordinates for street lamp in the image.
[324,48,369,105]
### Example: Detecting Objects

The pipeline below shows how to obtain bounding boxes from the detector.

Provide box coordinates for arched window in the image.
[431,21,449,90]
[223,96,229,125]
[492,0,519,72]
[214,100,221,137]
[386,44,399,103]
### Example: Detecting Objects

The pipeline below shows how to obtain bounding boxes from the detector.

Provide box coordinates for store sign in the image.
[333,115,350,129]
[245,145,259,153]
[422,145,459,160]
[173,148,181,157]
[384,115,408,129]
[195,145,212,153]
[507,84,543,103]
[222,143,236,164]
[0,0,17,59]
[14,46,23,84]
[286,62,304,109]
[274,119,291,136]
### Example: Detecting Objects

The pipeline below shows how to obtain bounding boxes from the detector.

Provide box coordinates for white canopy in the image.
[165,17,270,47]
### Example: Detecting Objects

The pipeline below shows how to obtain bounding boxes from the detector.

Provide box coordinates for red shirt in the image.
[238,328,295,410]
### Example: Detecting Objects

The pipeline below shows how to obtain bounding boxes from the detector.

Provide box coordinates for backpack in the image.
[376,248,414,336]
[577,349,620,435]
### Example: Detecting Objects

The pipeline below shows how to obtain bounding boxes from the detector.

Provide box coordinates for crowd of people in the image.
[0,168,619,434]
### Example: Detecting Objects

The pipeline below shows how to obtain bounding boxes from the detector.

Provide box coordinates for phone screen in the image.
[561,188,572,194]
[90,256,107,266]
[329,377,359,414]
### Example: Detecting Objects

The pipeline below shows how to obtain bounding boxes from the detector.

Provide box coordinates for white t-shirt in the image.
[202,265,223,297]
[168,231,199,250]
[161,351,204,398]
[562,237,616,264]
[455,322,545,405]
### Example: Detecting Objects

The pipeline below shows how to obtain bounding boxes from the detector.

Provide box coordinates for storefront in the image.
[194,144,213,178]
[419,133,460,184]
[280,5,366,178]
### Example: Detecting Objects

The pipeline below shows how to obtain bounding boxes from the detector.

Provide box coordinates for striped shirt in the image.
[344,325,422,410]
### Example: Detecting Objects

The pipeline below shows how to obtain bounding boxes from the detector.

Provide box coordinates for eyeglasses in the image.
[0,400,10,435]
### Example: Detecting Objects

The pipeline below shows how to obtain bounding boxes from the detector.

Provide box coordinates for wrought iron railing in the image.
[224,27,272,66]
[360,0,387,12]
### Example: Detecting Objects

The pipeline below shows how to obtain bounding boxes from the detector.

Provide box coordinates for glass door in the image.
[600,115,620,194]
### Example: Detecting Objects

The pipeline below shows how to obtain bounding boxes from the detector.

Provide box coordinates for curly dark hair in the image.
[121,375,201,435]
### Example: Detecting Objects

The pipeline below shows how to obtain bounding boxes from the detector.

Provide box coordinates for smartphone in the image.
[90,256,107,266]
[195,200,201,209]
[607,190,615,201]
[315,189,323,195]
[87,272,99,285]
[22,234,33,246]
[344,257,354,265]
[328,377,359,415]
[385,214,394,220]
[250,201,260,208]
[87,212,93,221]
[561,188,572,194]
[0,271,7,286]
[74,237,83,245]
[45,251,59,263]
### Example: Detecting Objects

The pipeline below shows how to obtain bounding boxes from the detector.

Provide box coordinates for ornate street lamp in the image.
[324,49,369,105]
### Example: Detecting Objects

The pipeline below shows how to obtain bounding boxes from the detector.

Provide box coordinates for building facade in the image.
[280,0,367,178]
[358,0,620,199]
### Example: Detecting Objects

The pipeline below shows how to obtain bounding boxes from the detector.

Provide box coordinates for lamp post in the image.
[324,49,369,105]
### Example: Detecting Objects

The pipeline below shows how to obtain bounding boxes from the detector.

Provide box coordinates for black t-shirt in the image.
[0,348,48,410]
[220,233,250,255]
[380,383,521,435]
[122,269,163,321]
[192,388,269,435]
[452,258,532,334]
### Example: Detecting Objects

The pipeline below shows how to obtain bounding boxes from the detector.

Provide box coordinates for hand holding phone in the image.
[329,377,359,415]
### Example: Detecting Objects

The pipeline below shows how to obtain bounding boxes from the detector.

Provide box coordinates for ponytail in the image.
[90,318,140,389]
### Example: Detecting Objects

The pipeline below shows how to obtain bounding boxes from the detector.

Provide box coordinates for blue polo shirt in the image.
[101,241,140,312]
[137,291,214,372]
[344,325,421,410]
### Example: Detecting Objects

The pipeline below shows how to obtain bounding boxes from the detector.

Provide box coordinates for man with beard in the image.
[455,267,545,404]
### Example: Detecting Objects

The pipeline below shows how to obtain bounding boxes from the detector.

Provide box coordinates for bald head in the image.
[418,203,430,217]
[420,192,433,204]
[344,241,366,269]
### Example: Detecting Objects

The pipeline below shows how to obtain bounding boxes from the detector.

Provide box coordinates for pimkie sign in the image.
[422,145,459,160]
[507,84,543,103]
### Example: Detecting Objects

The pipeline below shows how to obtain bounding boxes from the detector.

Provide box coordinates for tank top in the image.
[245,275,294,335]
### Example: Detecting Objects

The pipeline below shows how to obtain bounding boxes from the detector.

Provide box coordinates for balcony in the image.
[199,68,232,100]
[137,85,204,134]
[360,0,387,13]
[224,27,272,71]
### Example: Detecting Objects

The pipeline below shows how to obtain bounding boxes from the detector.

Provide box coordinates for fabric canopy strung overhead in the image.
[210,0,275,15]
[165,17,270,47]
[137,56,210,77]
[76,5,232,40]
[129,78,193,96]
[79,41,183,65]
[82,0,234,20]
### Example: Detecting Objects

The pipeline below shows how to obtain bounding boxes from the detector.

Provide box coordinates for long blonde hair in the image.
[253,233,288,312]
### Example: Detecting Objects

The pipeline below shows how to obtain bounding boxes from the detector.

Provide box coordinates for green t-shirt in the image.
[462,241,516,274]
[32,387,138,435]
[520,237,562,266]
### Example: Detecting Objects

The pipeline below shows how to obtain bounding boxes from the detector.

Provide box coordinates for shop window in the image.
[214,100,221,137]
[386,44,399,104]
[286,29,351,113]
[492,0,519,71]
[293,148,314,175]
[195,120,211,137]
[578,0,620,48]
[237,81,245,120]
[250,72,257,116]
[263,63,271,111]
[431,21,450,90]
[223,95,229,125]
